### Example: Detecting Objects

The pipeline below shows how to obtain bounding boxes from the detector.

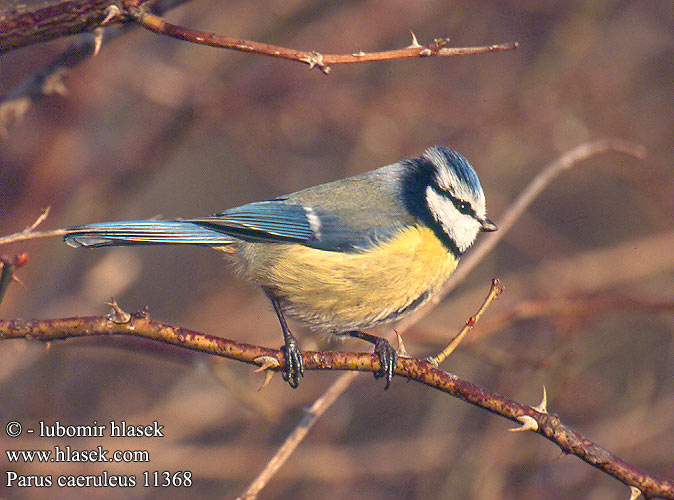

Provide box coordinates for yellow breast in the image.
[226,225,458,332]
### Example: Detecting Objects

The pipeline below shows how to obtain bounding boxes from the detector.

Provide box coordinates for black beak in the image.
[480,217,497,232]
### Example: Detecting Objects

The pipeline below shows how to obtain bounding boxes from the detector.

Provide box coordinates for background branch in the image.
[237,371,359,500]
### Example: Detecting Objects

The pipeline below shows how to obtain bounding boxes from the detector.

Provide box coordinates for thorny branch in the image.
[0,0,189,53]
[133,8,518,75]
[0,0,517,132]
[238,279,503,500]
[0,311,672,498]
[0,0,190,134]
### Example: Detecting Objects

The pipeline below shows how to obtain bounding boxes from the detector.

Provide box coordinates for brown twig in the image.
[427,278,503,366]
[0,0,194,54]
[0,313,671,498]
[132,9,518,74]
[0,228,68,246]
[0,207,66,246]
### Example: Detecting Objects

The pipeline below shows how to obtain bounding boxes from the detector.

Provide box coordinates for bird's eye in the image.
[431,183,475,217]
[456,200,472,215]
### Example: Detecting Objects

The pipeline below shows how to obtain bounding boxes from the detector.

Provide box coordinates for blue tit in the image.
[65,146,496,389]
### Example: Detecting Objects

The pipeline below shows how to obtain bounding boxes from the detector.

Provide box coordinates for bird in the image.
[65,146,496,389]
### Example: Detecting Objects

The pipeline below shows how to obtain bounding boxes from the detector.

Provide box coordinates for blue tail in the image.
[65,221,236,248]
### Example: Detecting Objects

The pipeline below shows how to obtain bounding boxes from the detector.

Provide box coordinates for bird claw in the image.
[372,337,397,390]
[280,338,304,389]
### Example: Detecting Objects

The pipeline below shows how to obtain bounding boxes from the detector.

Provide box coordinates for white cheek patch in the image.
[425,187,481,253]
[304,206,322,239]
[424,148,487,219]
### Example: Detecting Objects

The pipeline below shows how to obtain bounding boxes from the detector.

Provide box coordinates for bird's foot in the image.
[346,330,398,390]
[280,334,304,389]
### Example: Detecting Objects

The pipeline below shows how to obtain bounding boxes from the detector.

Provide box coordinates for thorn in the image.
[510,387,548,432]
[258,370,274,391]
[100,4,120,26]
[93,28,104,56]
[394,331,409,357]
[45,342,51,354]
[351,48,366,57]
[301,51,330,74]
[11,274,26,289]
[509,415,539,433]
[628,486,642,500]
[253,356,279,373]
[26,208,50,233]
[253,356,280,391]
[41,69,68,97]
[533,385,548,413]
[0,97,31,138]
[408,30,422,48]
[104,298,131,324]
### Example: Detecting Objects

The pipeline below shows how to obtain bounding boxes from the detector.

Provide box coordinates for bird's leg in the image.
[267,294,304,389]
[344,331,397,389]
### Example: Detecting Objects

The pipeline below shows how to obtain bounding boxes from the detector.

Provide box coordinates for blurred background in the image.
[0,1,671,498]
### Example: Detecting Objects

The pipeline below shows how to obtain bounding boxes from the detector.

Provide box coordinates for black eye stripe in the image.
[430,183,476,217]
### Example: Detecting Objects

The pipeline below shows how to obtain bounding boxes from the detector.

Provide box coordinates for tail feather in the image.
[64,221,236,248]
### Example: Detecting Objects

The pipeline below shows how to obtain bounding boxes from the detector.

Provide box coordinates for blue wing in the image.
[188,199,405,252]
[188,201,312,243]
